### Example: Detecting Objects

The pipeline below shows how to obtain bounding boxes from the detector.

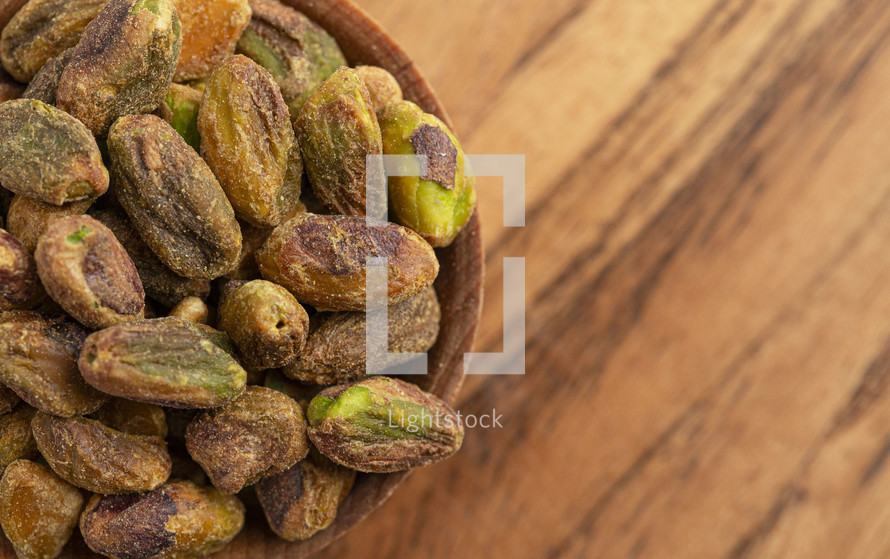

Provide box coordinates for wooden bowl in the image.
[0,0,483,557]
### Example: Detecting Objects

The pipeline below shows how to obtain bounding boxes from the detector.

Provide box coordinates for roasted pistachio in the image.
[35,215,145,329]
[185,386,309,493]
[218,280,309,370]
[172,0,251,81]
[169,296,209,324]
[91,397,168,437]
[32,411,171,494]
[0,385,20,415]
[0,0,106,82]
[0,459,83,559]
[354,65,403,115]
[236,0,346,119]
[7,194,93,253]
[257,213,439,311]
[284,286,440,384]
[56,0,182,136]
[80,480,245,559]
[0,311,107,417]
[307,376,463,472]
[256,447,355,541]
[20,47,72,105]
[0,405,37,473]
[109,114,242,280]
[199,54,302,227]
[380,100,477,247]
[0,228,42,310]
[78,317,247,408]
[159,82,203,151]
[0,99,109,205]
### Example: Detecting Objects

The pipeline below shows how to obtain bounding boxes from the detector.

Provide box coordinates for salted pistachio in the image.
[0,99,109,205]
[158,83,203,151]
[0,0,106,82]
[199,54,302,227]
[172,0,251,81]
[218,280,309,371]
[186,386,309,494]
[0,405,37,473]
[56,0,182,136]
[80,480,245,559]
[91,397,168,437]
[256,447,355,541]
[90,207,211,307]
[7,194,93,252]
[354,65,403,115]
[35,215,145,329]
[78,317,247,408]
[169,296,209,324]
[284,286,440,385]
[236,0,346,119]
[0,460,83,559]
[0,66,24,102]
[257,213,439,311]
[224,203,307,281]
[307,376,463,472]
[296,67,382,217]
[0,228,43,310]
[20,47,72,105]
[0,311,107,417]
[380,100,476,247]
[109,114,242,280]
[32,411,171,494]
[0,385,20,415]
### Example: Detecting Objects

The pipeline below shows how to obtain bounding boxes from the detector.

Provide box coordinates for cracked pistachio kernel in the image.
[0,0,106,82]
[0,228,43,311]
[56,0,182,136]
[218,279,309,371]
[256,447,355,541]
[108,114,242,280]
[380,100,477,247]
[0,99,109,205]
[236,0,346,119]
[78,316,247,409]
[185,386,309,494]
[284,286,440,385]
[306,376,464,473]
[0,459,83,559]
[257,213,439,311]
[80,480,245,559]
[296,66,383,217]
[172,0,251,81]
[35,215,145,329]
[158,82,203,151]
[199,55,302,227]
[0,311,108,417]
[354,65,403,114]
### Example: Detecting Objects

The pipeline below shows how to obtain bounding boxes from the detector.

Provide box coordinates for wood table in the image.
[323,0,890,557]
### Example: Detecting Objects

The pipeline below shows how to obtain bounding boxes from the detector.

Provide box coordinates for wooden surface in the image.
[318,0,890,557]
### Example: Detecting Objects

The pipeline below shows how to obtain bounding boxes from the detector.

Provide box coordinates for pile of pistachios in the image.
[0,0,475,556]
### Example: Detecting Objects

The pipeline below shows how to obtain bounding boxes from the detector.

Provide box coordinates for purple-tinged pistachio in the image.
[296,67,383,217]
[32,411,171,494]
[0,228,42,310]
[0,0,106,82]
[80,480,245,559]
[199,54,302,227]
[307,376,463,472]
[380,100,476,247]
[7,194,93,253]
[235,0,346,119]
[158,82,203,151]
[0,99,109,205]
[354,65,403,115]
[78,317,247,409]
[256,447,355,541]
[90,397,168,437]
[0,405,37,473]
[20,47,72,105]
[0,311,108,417]
[0,459,84,559]
[257,213,439,311]
[284,286,440,385]
[185,386,309,494]
[172,0,251,81]
[108,114,242,280]
[35,215,145,328]
[218,280,309,370]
